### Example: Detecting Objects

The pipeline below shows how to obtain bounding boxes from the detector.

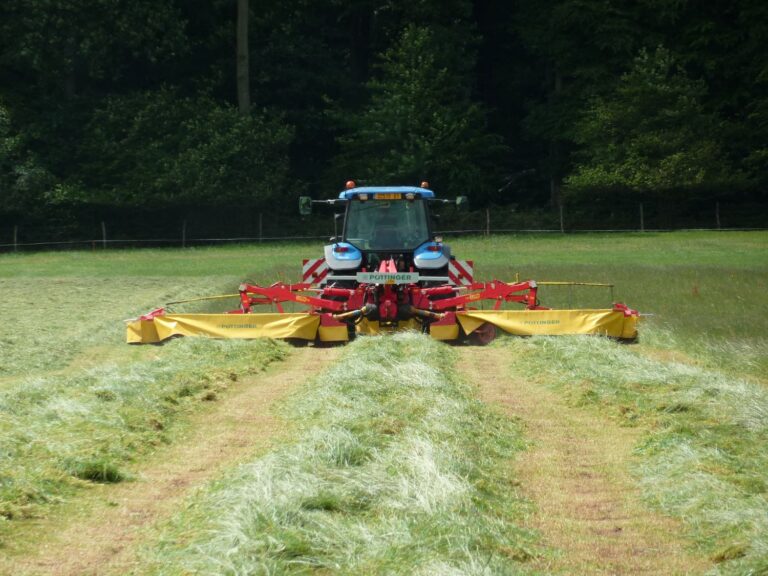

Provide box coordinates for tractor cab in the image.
[342,188,431,253]
[299,182,467,278]
[324,183,462,275]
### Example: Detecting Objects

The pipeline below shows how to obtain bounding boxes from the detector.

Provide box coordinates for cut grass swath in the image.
[503,329,768,575]
[142,333,538,575]
[0,339,286,527]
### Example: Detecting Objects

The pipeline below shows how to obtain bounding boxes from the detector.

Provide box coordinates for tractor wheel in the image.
[469,322,497,346]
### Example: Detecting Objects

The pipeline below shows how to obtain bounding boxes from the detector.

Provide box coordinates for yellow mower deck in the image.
[126,308,638,344]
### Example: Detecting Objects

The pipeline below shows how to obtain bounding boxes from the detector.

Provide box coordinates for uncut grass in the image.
[0,243,314,378]
[141,333,538,575]
[0,242,316,278]
[502,331,768,575]
[3,232,765,375]
[454,231,768,379]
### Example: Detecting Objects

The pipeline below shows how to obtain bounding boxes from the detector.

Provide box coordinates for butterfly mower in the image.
[126,182,638,345]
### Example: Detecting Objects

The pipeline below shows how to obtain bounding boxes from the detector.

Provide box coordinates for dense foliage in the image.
[567,47,730,197]
[0,0,766,237]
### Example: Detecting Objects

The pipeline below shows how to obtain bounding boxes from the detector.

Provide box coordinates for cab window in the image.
[344,199,429,250]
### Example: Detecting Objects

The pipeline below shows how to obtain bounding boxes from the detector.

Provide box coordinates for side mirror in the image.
[299,196,312,216]
[456,196,468,211]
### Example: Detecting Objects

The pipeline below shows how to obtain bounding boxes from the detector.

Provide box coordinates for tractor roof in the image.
[338,186,435,200]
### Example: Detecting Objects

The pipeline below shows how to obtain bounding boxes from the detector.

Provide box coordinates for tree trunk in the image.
[236,0,250,114]
[549,69,563,207]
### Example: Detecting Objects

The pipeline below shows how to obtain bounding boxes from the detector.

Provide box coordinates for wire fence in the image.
[0,234,331,250]
[2,227,766,252]
[1,199,766,252]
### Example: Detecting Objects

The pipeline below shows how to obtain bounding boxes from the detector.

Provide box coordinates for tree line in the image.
[1,0,766,238]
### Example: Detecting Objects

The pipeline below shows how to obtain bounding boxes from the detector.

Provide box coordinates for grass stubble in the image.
[0,338,286,529]
[462,346,708,576]
[139,333,538,575]
[0,253,290,542]
[503,328,768,575]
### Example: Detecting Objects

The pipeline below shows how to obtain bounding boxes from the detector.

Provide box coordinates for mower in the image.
[126,182,638,345]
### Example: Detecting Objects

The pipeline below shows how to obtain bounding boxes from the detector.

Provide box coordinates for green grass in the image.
[0,231,765,570]
[0,338,286,527]
[0,243,318,377]
[447,232,767,573]
[455,231,768,377]
[139,333,537,575]
[502,331,768,575]
[0,243,317,279]
[0,245,293,536]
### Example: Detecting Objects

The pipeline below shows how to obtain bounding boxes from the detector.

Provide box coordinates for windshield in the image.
[344,199,430,251]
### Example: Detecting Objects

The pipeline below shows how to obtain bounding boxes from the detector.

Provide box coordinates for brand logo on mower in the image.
[356,272,420,285]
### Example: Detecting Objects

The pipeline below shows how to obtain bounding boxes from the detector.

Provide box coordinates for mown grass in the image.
[0,338,286,526]
[457,231,768,573]
[0,246,293,539]
[139,333,537,575]
[0,231,765,570]
[501,330,768,575]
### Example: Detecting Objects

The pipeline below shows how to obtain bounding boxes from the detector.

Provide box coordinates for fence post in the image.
[716,202,721,229]
[259,212,263,243]
[101,221,107,248]
[485,208,490,237]
[13,225,18,252]
[559,203,564,233]
[639,203,645,232]
[182,220,187,248]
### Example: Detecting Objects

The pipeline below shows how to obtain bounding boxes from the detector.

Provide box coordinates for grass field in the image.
[141,334,536,574]
[0,230,766,574]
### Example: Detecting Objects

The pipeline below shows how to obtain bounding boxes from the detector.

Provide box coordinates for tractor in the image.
[127,182,638,345]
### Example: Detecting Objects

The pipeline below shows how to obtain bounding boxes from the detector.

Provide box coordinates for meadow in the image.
[0,230,766,574]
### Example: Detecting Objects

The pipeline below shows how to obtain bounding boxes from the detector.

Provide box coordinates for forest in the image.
[1,0,766,241]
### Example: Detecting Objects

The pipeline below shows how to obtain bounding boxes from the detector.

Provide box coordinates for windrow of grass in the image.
[0,338,286,530]
[501,329,768,575]
[0,245,325,550]
[141,332,537,575]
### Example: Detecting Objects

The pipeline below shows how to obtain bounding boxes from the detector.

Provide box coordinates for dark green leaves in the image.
[567,47,731,198]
